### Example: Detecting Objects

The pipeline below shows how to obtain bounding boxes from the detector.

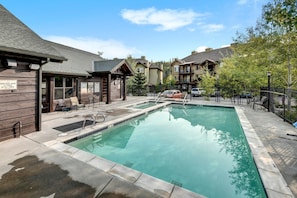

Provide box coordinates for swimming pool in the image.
[69,104,267,198]
[128,101,159,109]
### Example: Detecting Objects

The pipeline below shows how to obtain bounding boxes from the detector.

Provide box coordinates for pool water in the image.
[69,105,267,198]
[129,101,157,109]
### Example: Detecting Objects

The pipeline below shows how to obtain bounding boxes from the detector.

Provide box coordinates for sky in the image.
[1,0,269,62]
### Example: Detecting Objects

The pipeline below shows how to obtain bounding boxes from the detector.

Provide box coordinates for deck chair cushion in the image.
[70,97,85,108]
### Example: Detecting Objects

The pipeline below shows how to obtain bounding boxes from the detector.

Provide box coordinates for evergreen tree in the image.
[132,72,147,96]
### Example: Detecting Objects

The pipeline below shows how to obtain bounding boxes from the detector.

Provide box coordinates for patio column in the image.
[123,74,126,101]
[106,73,111,104]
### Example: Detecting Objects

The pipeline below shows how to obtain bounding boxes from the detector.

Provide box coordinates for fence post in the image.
[283,88,286,122]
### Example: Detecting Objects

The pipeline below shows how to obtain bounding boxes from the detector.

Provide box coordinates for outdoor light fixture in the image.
[1,58,17,68]
[29,64,40,70]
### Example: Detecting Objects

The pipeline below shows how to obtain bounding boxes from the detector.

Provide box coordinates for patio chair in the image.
[70,97,85,110]
[55,99,71,111]
[252,96,267,110]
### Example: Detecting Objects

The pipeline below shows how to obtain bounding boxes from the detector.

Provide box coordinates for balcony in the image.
[179,70,192,75]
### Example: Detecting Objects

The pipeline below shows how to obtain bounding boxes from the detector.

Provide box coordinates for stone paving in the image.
[0,96,296,197]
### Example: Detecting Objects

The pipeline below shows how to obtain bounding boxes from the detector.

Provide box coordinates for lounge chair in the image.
[55,99,71,111]
[70,97,85,110]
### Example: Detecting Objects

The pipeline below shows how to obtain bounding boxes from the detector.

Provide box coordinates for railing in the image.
[183,93,188,105]
[13,121,22,138]
[155,92,162,104]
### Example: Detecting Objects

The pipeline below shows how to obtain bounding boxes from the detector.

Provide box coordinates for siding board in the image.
[0,100,36,112]
[0,65,38,141]
[0,108,35,120]
[0,92,35,103]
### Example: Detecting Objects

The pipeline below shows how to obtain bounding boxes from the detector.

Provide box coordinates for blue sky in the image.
[1,0,269,61]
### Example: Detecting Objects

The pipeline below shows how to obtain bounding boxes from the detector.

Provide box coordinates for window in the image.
[54,77,74,99]
[174,65,179,72]
[186,66,190,73]
[55,76,63,87]
[137,67,144,73]
[80,81,100,95]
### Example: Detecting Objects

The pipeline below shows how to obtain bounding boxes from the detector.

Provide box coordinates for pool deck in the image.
[0,96,296,197]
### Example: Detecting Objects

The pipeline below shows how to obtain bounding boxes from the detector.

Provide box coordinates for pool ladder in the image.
[93,133,102,143]
[183,93,188,105]
[155,92,161,104]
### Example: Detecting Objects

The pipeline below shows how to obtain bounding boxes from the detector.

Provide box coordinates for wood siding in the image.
[0,63,38,141]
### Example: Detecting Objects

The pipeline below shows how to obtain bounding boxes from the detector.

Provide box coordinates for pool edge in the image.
[235,107,294,198]
[43,102,293,198]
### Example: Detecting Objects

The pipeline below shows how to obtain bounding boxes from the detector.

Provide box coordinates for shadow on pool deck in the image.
[0,96,297,198]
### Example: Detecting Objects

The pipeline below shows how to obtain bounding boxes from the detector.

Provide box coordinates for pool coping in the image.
[235,107,294,198]
[44,101,294,198]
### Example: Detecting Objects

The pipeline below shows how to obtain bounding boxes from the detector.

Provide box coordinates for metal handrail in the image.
[183,93,188,105]
[155,92,161,104]
[13,121,22,138]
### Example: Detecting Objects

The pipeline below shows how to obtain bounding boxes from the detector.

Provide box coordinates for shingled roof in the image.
[149,63,163,71]
[0,5,65,62]
[182,47,232,64]
[42,41,103,76]
[93,59,134,76]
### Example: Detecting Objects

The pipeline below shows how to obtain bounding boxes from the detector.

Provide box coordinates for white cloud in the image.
[201,24,224,33]
[121,7,203,31]
[196,46,208,52]
[44,36,141,59]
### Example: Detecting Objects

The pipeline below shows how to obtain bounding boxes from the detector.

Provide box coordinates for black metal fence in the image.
[203,87,297,124]
[259,87,297,124]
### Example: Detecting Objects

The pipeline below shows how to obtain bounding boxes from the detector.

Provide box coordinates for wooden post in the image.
[37,67,42,131]
[106,73,111,104]
[49,77,55,112]
[123,74,126,101]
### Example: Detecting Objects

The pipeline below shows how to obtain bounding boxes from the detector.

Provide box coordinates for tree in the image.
[200,71,216,98]
[164,75,176,90]
[263,0,297,110]
[132,72,147,96]
[219,29,270,98]
[218,0,297,104]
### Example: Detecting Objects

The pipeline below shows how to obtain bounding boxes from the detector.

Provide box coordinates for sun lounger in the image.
[70,97,85,110]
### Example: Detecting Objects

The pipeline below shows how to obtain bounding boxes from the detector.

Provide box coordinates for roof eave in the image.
[0,46,67,63]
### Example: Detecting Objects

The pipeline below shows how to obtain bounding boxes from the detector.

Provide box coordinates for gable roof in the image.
[134,57,149,68]
[149,63,163,71]
[0,5,65,62]
[42,41,103,76]
[182,47,232,64]
[93,59,134,76]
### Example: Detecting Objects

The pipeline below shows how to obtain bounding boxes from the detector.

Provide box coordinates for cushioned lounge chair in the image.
[70,97,85,110]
